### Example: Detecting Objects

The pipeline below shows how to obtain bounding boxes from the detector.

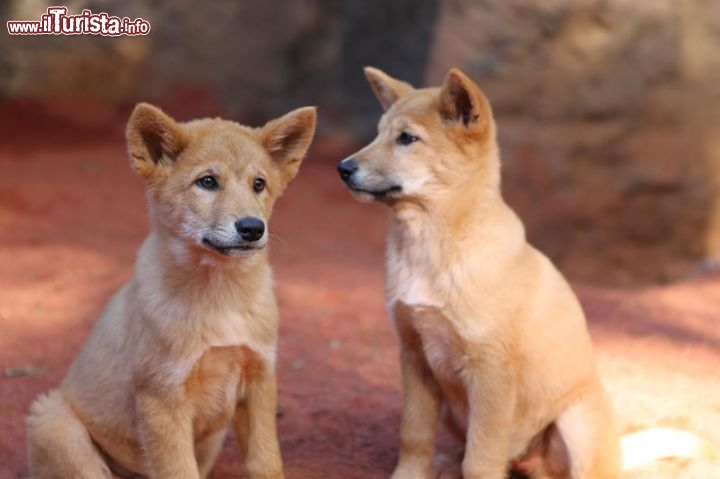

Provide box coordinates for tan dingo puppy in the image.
[337,67,714,479]
[27,103,316,478]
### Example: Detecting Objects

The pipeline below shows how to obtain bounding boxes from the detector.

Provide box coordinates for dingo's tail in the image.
[621,427,718,470]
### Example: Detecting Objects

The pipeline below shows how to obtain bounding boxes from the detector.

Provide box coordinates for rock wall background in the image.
[427,0,720,284]
[2,0,719,285]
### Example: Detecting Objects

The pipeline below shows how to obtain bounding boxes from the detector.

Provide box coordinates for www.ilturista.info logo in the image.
[7,6,150,36]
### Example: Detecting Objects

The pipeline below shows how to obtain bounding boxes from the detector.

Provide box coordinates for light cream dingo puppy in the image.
[27,103,316,479]
[337,67,714,479]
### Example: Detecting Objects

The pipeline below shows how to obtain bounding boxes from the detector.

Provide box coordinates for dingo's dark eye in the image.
[397,131,419,146]
[253,177,266,193]
[196,175,218,191]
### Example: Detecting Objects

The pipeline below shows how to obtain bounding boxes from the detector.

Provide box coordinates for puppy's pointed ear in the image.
[126,103,188,179]
[364,66,413,111]
[261,106,317,186]
[439,68,491,133]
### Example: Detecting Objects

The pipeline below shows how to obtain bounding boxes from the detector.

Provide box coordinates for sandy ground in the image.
[0,103,718,478]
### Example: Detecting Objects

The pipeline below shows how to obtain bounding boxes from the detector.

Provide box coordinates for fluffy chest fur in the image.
[185,344,266,441]
[141,300,277,391]
[144,306,275,442]
[383,207,525,436]
[385,211,450,310]
[387,226,471,419]
[133,237,278,377]
[166,306,275,442]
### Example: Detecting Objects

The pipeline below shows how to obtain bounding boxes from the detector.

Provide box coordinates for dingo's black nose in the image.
[337,159,358,182]
[235,217,265,242]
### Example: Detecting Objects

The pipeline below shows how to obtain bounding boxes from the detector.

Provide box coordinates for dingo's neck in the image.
[137,231,270,308]
[387,186,526,273]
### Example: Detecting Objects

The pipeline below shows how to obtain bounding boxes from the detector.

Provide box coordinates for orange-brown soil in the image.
[1,102,718,478]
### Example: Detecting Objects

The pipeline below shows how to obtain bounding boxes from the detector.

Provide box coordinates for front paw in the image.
[391,464,433,479]
[432,452,462,479]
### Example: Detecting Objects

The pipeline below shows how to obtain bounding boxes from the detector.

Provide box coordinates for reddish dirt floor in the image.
[1,103,719,478]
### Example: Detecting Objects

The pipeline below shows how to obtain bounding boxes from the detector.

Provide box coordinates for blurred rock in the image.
[1,0,437,127]
[427,0,720,285]
[2,1,151,101]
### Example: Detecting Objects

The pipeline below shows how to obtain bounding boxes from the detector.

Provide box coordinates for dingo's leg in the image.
[234,372,284,479]
[196,428,227,478]
[391,346,442,479]
[552,386,620,479]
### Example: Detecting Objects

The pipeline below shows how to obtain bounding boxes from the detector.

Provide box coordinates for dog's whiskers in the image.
[268,233,286,247]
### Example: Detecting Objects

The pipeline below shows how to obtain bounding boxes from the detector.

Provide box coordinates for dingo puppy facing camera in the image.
[27,103,316,479]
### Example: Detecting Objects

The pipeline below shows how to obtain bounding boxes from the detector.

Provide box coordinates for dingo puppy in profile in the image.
[337,67,714,479]
[27,103,316,479]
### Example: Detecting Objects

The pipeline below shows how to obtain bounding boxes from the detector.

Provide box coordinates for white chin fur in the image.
[351,190,377,203]
[200,247,261,266]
